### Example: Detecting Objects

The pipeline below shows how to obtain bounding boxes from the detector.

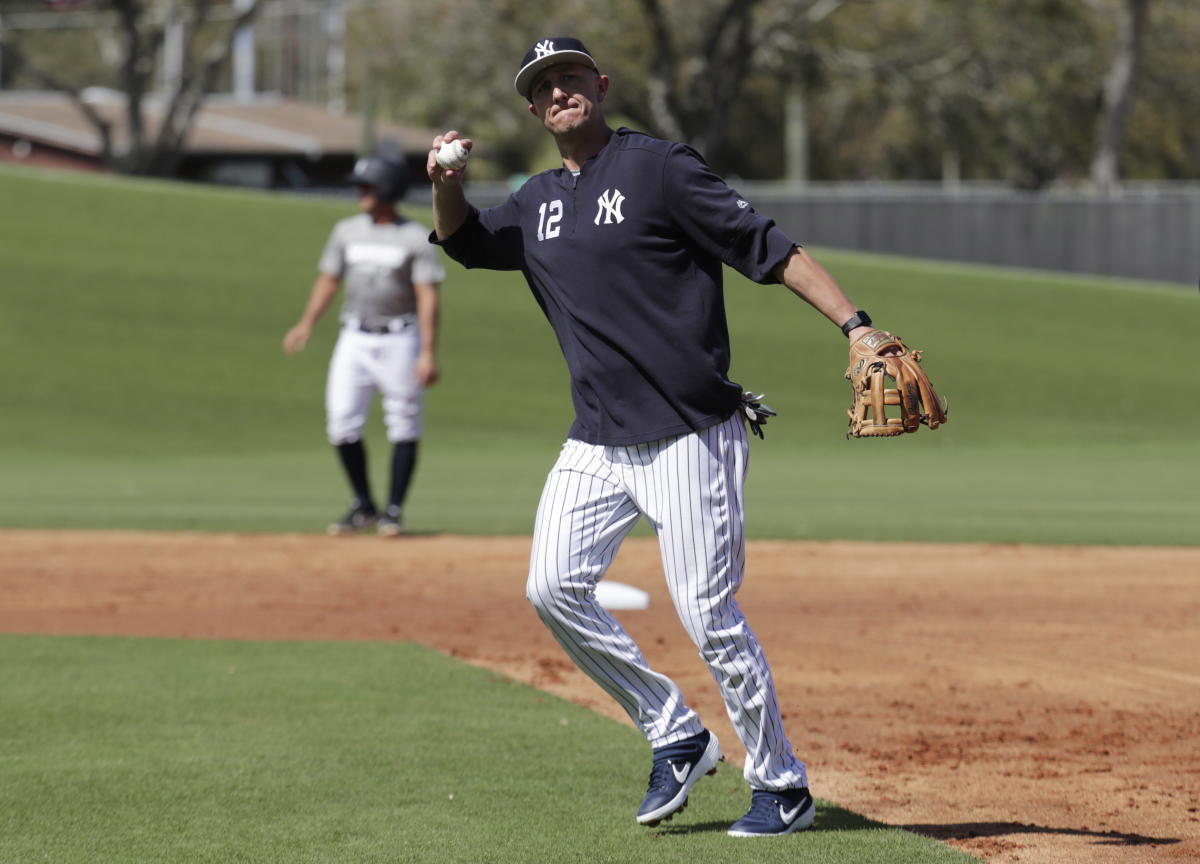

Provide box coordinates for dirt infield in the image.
[2,531,1197,863]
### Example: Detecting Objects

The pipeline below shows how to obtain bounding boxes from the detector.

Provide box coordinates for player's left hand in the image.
[283,323,311,355]
[417,352,439,387]
[845,329,947,437]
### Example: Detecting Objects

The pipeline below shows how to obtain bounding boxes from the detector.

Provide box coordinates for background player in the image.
[427,38,890,837]
[283,156,444,536]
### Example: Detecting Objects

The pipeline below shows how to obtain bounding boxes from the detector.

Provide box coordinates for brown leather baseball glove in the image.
[845,329,947,438]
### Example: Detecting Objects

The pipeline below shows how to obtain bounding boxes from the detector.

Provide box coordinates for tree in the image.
[218,0,1196,183]
[0,0,265,175]
[627,0,845,169]
[1090,0,1152,188]
[792,0,1109,187]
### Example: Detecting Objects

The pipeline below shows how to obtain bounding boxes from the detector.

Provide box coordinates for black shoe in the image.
[327,502,378,535]
[727,787,815,837]
[377,506,404,537]
[636,729,722,826]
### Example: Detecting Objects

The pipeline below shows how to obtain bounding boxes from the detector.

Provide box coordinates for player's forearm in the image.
[432,182,470,241]
[298,273,341,326]
[428,132,472,239]
[775,247,866,336]
[414,283,440,356]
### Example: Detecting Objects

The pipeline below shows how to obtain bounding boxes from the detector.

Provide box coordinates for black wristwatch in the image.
[840,310,872,337]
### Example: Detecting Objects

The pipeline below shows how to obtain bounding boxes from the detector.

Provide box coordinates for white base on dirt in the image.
[594,581,650,611]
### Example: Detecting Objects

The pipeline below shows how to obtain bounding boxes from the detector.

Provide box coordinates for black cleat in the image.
[636,730,722,826]
[327,502,378,535]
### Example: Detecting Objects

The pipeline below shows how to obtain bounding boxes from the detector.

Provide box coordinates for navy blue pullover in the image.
[434,128,798,446]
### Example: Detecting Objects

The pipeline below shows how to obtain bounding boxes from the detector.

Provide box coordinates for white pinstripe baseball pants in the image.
[526,412,808,791]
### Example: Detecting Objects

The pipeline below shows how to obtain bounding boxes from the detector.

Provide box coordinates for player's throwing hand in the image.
[427,132,472,183]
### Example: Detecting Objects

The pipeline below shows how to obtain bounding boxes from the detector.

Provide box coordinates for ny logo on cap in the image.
[534,40,556,59]
[595,189,625,225]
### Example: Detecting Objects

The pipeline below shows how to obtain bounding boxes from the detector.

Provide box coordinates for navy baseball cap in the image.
[514,37,598,100]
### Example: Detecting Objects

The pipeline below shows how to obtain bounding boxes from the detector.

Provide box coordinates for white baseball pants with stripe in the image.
[526,412,808,791]
[325,325,422,445]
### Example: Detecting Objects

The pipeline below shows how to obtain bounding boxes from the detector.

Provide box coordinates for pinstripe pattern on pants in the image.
[526,412,808,790]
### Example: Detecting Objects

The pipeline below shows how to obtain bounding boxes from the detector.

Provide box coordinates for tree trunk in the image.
[1090,0,1151,190]
[784,78,809,184]
[115,1,149,172]
[637,0,764,155]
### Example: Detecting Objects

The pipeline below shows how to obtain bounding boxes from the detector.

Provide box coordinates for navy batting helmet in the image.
[347,156,409,202]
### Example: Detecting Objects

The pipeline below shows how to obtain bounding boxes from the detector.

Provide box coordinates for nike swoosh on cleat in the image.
[780,801,807,824]
[671,763,690,783]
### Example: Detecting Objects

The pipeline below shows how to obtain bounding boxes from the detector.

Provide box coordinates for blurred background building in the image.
[0,0,436,189]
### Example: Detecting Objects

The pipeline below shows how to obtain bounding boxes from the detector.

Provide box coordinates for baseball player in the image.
[428,38,881,837]
[283,155,444,536]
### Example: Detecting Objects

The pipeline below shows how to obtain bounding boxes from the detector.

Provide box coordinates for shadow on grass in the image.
[649,801,890,837]
[649,803,1180,849]
[900,821,1180,848]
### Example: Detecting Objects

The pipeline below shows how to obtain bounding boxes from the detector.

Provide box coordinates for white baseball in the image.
[436,139,470,171]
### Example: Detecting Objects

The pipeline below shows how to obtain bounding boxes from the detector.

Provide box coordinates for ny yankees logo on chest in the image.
[595,189,625,225]
[536,190,627,242]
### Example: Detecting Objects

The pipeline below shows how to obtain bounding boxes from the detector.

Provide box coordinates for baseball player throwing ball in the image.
[283,155,444,536]
[429,38,892,837]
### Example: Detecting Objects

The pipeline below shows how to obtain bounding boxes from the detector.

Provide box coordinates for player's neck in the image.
[557,124,613,173]
[369,205,399,224]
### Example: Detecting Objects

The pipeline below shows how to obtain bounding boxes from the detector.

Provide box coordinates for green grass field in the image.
[0,634,976,864]
[1,163,1197,543]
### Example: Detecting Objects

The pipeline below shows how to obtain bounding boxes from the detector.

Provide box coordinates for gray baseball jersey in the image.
[319,213,445,328]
